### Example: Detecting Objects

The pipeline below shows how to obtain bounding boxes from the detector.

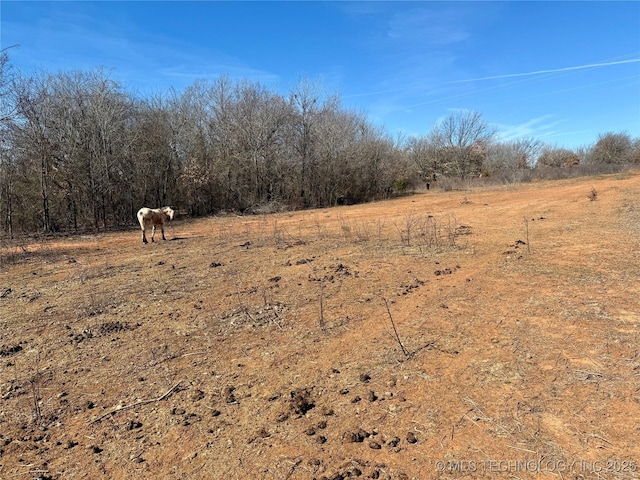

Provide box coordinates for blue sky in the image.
[2,1,639,149]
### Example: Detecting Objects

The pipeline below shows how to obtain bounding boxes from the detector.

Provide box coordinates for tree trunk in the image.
[40,153,51,232]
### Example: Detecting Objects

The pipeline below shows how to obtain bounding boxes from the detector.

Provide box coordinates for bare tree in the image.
[7,69,139,232]
[485,138,542,181]
[288,79,340,207]
[406,135,443,186]
[350,122,399,201]
[587,132,638,164]
[231,81,290,208]
[174,81,218,215]
[0,47,17,124]
[314,108,366,204]
[536,146,580,168]
[207,77,244,211]
[11,71,59,232]
[0,47,17,236]
[428,110,496,179]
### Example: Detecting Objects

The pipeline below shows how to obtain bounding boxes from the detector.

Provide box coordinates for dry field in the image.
[1,172,639,480]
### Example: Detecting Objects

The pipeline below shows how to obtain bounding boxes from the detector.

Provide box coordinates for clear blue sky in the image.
[2,1,639,149]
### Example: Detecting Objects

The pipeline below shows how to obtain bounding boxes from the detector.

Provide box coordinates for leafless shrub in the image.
[338,212,462,254]
[233,279,254,324]
[397,213,461,252]
[75,292,123,320]
[337,215,353,242]
[416,215,440,249]
[313,217,327,240]
[444,215,458,248]
[29,350,43,425]
[375,218,386,247]
[271,218,286,248]
[533,163,632,181]
[308,264,326,331]
[245,201,287,215]
[396,211,418,246]
[351,221,371,243]
[436,176,458,192]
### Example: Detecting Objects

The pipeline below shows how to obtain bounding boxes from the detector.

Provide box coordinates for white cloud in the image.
[451,59,640,83]
[495,115,563,142]
[387,8,470,46]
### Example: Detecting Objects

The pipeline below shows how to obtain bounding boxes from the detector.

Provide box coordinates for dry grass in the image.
[1,172,639,479]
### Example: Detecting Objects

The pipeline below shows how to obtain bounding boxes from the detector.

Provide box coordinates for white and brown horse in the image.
[136,207,175,244]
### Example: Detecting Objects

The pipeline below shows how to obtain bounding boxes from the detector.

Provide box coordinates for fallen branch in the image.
[151,350,209,367]
[89,380,183,425]
[9,469,51,478]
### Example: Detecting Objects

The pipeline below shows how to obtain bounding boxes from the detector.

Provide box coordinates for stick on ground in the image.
[89,380,183,425]
[378,295,410,356]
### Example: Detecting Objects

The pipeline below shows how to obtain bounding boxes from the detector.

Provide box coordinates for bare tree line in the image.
[407,109,640,187]
[0,52,638,236]
[0,63,409,235]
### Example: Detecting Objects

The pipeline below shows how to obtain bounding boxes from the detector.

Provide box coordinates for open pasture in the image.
[1,172,639,479]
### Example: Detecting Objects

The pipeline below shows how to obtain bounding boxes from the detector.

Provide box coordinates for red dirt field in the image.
[1,172,639,480]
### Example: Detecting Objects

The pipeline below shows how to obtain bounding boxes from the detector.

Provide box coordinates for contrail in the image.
[451,58,640,83]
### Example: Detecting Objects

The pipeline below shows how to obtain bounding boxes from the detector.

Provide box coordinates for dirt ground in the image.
[1,172,639,480]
